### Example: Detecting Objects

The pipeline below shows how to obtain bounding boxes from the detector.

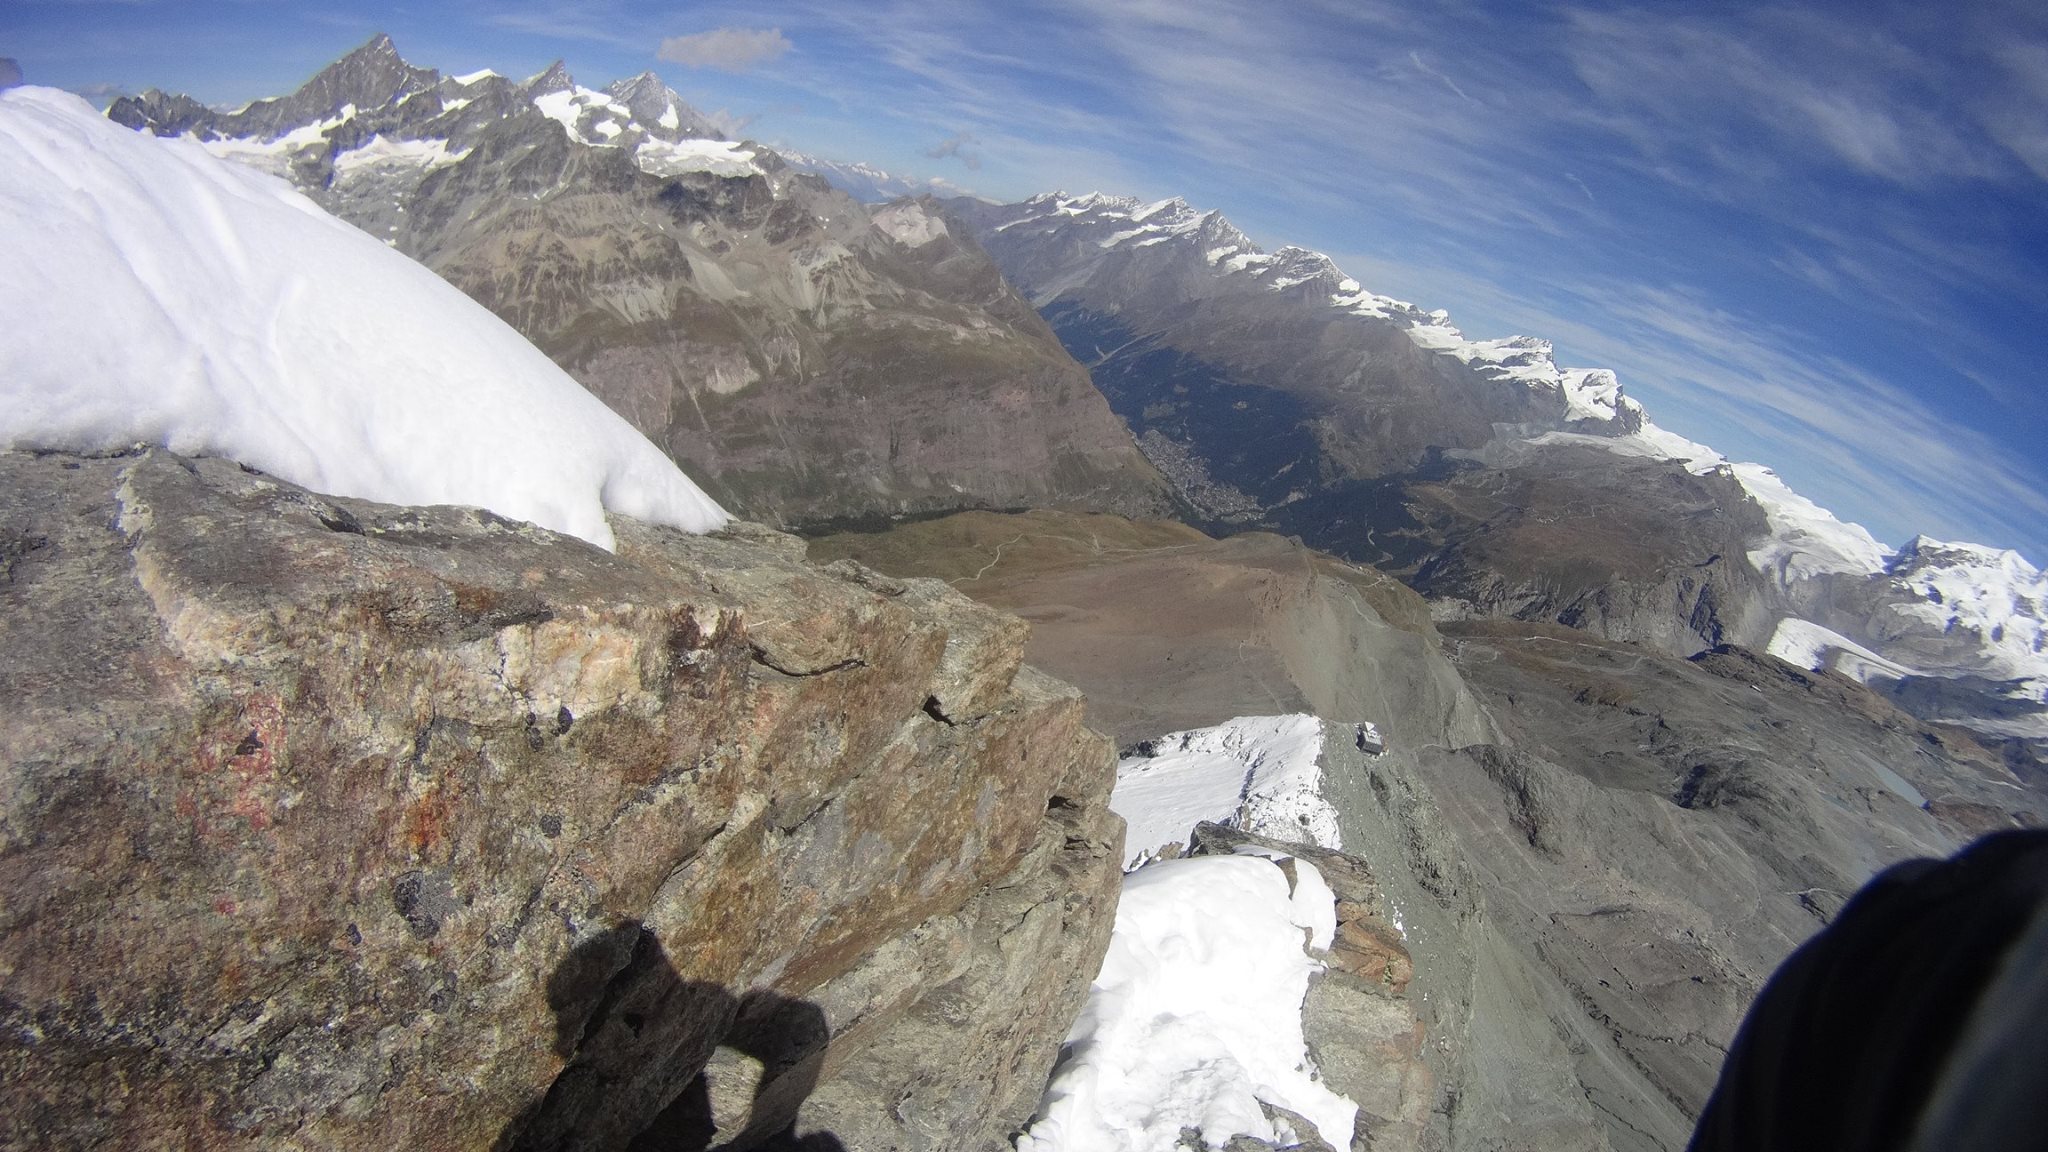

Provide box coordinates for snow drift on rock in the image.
[1016,853,1357,1152]
[0,87,727,550]
[1112,715,1339,868]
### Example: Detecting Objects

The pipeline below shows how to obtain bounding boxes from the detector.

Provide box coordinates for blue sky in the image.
[10,0,2047,561]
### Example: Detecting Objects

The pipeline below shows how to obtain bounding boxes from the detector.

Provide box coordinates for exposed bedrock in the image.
[0,449,1123,1151]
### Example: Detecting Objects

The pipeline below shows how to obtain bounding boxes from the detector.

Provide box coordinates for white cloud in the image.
[657,27,792,72]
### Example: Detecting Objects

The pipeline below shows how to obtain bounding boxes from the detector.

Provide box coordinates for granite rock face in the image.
[0,449,1123,1151]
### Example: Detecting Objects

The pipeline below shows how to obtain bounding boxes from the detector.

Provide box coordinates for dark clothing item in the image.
[1689,829,2048,1152]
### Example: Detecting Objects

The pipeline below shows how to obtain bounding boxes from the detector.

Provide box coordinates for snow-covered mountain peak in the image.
[603,71,722,142]
[1,86,726,549]
[1727,463,1892,582]
[523,60,576,98]
[1129,195,1190,222]
[1893,535,2041,579]
[114,38,768,189]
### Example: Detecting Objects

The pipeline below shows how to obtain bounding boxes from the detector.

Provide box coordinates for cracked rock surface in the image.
[0,448,1122,1151]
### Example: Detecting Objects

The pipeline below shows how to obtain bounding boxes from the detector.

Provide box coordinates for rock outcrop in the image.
[0,449,1124,1150]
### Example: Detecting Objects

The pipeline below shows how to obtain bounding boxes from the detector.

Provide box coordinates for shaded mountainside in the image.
[0,450,1123,1150]
[948,194,1772,657]
[813,509,2043,1152]
[950,192,2045,742]
[110,37,1167,528]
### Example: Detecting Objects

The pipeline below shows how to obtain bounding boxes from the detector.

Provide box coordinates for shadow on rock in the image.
[497,923,845,1152]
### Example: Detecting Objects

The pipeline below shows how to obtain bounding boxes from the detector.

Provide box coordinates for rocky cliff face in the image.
[0,449,1123,1150]
[109,37,1168,528]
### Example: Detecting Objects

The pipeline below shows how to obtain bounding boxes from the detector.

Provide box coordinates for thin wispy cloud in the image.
[486,7,646,51]
[657,27,791,72]
[1407,51,1474,104]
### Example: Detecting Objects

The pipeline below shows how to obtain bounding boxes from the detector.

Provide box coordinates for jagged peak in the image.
[350,32,401,61]
[282,32,438,120]
[524,60,576,96]
[607,70,667,98]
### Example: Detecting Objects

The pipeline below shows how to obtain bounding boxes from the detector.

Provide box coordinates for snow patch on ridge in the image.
[1732,462,1891,583]
[533,82,761,178]
[331,134,470,175]
[1015,853,1358,1152]
[1111,715,1338,869]
[869,200,948,247]
[192,105,357,176]
[1768,618,1925,683]
[0,86,727,550]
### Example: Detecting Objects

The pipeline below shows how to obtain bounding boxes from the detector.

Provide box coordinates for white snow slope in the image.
[0,87,727,550]
[531,83,760,178]
[1016,852,1356,1152]
[1111,715,1340,868]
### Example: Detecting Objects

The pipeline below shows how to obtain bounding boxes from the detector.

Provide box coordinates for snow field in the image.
[1016,853,1358,1152]
[0,87,727,550]
[1111,714,1341,868]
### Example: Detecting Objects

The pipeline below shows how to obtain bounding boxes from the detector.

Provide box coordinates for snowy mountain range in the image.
[955,192,2047,740]
[109,35,1167,527]
[96,35,2043,743]
[776,149,977,204]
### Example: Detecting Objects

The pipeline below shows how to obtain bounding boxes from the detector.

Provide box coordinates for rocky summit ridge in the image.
[0,448,1125,1150]
[111,36,1169,530]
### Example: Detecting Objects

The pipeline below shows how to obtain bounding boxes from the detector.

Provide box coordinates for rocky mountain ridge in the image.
[110,36,1169,529]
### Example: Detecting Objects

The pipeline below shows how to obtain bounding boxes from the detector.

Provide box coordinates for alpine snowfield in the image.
[1016,851,1356,1152]
[1111,714,1340,868]
[0,87,727,550]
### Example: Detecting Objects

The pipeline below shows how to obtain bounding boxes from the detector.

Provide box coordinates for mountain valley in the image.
[2,27,2043,1152]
